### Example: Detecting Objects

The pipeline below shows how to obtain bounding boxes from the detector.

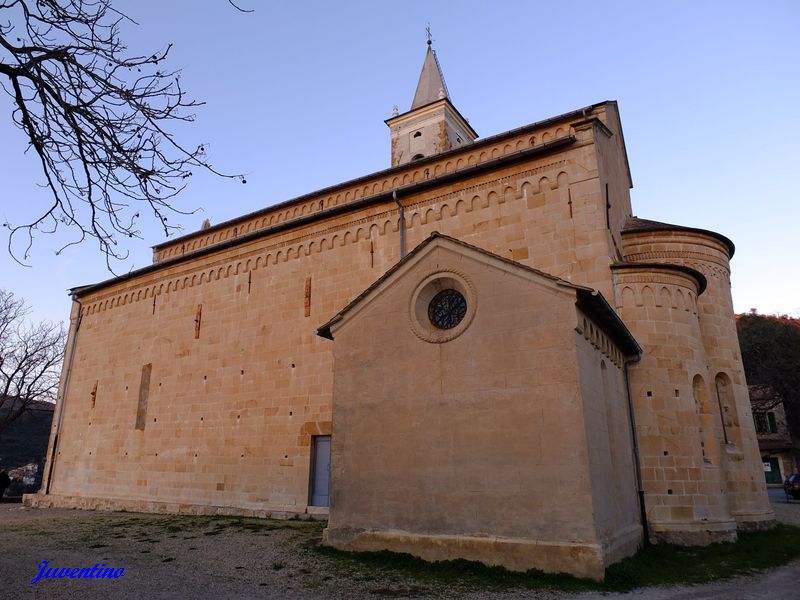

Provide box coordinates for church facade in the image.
[30,44,774,579]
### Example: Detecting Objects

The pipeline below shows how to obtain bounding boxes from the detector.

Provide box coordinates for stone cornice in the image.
[385,97,478,139]
[72,158,575,312]
[611,262,707,295]
[621,222,734,259]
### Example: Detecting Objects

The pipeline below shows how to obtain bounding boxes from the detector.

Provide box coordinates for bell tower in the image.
[386,39,477,167]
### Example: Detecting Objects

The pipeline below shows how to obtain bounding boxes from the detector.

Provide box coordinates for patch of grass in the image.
[95,513,322,540]
[604,524,800,591]
[368,586,428,597]
[108,518,141,528]
[314,546,595,594]
[218,517,319,533]
[315,525,800,594]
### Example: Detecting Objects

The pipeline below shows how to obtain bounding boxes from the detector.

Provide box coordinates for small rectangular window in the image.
[767,412,778,434]
[754,412,769,435]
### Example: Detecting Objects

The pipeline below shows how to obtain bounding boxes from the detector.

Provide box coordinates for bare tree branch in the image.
[0,0,245,268]
[0,289,65,437]
[227,0,254,13]
[749,384,784,413]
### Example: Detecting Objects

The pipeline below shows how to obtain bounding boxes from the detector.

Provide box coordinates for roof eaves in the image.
[75,136,576,297]
[385,98,478,139]
[316,233,446,340]
[155,100,612,251]
[317,231,614,342]
[575,289,642,357]
[610,262,708,296]
[622,216,735,258]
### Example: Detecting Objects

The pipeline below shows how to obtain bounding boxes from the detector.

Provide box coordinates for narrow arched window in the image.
[413,131,422,138]
[693,375,713,463]
[715,374,731,445]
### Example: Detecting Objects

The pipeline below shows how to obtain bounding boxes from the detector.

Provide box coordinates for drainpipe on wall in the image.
[624,353,650,545]
[45,296,83,495]
[393,190,406,259]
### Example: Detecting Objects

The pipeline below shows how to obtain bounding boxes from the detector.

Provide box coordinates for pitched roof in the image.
[316,232,642,356]
[411,45,449,110]
[622,216,735,258]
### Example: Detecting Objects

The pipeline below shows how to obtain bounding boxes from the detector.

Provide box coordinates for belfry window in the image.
[413,131,422,138]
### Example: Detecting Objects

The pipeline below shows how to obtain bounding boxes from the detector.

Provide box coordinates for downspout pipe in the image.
[45,296,83,495]
[624,353,649,544]
[393,190,406,259]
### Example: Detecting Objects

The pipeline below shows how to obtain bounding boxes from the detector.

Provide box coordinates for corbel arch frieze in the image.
[84,161,575,316]
[575,308,624,367]
[615,275,699,314]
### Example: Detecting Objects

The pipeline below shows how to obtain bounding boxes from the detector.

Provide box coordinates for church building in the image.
[29,42,774,580]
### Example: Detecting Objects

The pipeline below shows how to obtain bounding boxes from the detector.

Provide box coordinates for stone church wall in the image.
[613,264,739,543]
[38,112,629,515]
[574,318,642,564]
[324,242,639,580]
[621,230,773,530]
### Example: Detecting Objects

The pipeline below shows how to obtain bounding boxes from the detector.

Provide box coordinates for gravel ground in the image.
[1,497,798,600]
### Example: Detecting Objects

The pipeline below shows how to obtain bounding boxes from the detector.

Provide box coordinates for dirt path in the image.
[1,500,798,599]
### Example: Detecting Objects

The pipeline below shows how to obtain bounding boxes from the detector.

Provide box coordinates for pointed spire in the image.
[411,43,449,110]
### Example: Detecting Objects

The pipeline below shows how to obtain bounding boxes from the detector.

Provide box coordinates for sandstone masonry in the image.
[27,44,774,580]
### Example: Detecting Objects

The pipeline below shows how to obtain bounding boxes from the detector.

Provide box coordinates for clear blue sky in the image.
[1,0,798,326]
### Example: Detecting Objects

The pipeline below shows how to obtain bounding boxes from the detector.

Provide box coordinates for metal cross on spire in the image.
[426,23,433,46]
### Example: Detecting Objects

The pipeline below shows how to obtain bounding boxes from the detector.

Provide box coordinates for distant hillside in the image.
[0,400,55,495]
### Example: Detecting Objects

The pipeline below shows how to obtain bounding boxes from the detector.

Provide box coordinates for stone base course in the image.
[23,493,328,521]
[733,510,777,532]
[324,525,642,581]
[648,519,738,546]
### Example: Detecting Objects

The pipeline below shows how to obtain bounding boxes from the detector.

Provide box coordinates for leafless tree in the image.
[748,384,783,414]
[0,0,245,266]
[0,289,65,437]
